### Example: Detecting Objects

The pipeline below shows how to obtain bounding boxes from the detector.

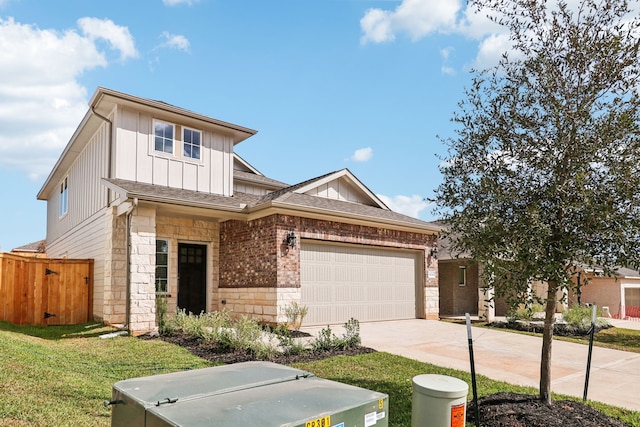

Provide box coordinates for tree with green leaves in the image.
[435,0,640,404]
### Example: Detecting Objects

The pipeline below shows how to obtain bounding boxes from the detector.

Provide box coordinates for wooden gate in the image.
[0,253,93,325]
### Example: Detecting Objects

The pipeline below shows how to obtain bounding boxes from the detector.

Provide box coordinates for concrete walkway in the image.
[301,319,640,411]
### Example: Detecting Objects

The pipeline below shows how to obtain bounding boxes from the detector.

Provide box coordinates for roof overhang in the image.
[247,200,440,235]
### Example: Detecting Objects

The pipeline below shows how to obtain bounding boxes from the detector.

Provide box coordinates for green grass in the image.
[442,318,640,353]
[0,322,214,426]
[1,321,639,427]
[293,352,640,427]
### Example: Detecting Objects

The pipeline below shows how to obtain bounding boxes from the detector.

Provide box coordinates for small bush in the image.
[342,318,361,349]
[562,304,611,333]
[284,301,309,331]
[310,318,362,352]
[507,303,546,321]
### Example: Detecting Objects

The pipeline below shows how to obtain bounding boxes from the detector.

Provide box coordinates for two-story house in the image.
[37,87,440,334]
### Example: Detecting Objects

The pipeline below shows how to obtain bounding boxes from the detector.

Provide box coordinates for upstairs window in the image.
[183,127,201,160]
[59,177,68,217]
[154,120,174,154]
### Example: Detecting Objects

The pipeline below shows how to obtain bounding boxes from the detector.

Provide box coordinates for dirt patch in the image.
[468,392,630,426]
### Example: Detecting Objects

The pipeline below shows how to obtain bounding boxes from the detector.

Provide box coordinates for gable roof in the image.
[257,169,388,209]
[102,177,439,233]
[38,87,257,200]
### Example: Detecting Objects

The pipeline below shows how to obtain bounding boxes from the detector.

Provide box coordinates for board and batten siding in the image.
[304,178,370,205]
[46,120,110,244]
[113,107,235,196]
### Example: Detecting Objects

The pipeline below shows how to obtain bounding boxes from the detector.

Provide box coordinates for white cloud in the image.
[159,31,190,52]
[0,17,137,180]
[359,0,512,70]
[349,147,373,162]
[440,46,456,75]
[378,194,432,218]
[360,0,462,44]
[77,17,138,61]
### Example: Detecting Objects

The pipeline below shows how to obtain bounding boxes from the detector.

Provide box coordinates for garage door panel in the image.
[301,242,419,326]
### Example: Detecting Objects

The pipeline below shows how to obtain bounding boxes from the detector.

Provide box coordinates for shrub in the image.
[562,304,611,332]
[284,302,309,331]
[342,318,361,349]
[507,303,545,321]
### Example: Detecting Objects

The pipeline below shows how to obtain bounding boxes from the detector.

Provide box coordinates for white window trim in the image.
[59,176,68,218]
[155,238,170,295]
[152,119,176,157]
[182,126,203,162]
[459,266,467,286]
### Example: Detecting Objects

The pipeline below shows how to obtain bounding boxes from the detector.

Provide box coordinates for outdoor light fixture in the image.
[429,247,438,259]
[285,230,297,248]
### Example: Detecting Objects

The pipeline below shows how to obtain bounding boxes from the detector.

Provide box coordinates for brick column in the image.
[128,206,157,335]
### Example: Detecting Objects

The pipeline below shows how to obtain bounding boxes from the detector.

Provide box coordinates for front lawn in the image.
[1,321,639,426]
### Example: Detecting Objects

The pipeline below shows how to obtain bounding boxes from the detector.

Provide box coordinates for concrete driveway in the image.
[302,319,640,411]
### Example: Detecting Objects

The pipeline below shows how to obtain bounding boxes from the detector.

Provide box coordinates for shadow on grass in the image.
[0,321,119,340]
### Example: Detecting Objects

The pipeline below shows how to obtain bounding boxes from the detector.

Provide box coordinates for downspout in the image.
[124,198,138,330]
[91,107,114,206]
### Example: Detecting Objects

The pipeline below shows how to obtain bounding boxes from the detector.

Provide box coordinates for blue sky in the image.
[0,0,509,252]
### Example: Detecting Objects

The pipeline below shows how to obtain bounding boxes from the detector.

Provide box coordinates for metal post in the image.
[583,304,597,401]
[466,313,480,427]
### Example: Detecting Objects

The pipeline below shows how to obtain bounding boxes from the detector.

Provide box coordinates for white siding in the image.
[46,121,110,243]
[233,182,271,196]
[304,177,370,204]
[113,107,234,196]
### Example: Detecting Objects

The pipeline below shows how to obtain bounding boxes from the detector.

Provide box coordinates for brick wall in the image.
[438,259,479,316]
[219,217,278,288]
[220,214,439,321]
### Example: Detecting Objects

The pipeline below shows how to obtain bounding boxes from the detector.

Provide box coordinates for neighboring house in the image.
[568,267,640,318]
[10,240,46,257]
[435,228,515,318]
[37,87,440,334]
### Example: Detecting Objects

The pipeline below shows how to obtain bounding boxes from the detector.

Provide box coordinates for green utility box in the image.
[108,361,388,427]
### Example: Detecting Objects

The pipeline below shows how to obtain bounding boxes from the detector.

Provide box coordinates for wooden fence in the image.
[0,253,93,326]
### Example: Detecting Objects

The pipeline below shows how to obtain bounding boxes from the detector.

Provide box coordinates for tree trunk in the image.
[539,282,556,405]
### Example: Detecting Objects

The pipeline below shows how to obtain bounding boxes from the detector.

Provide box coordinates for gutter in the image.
[123,198,138,331]
[91,107,113,206]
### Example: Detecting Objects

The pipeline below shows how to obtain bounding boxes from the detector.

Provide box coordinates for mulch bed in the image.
[154,333,632,426]
[468,392,631,426]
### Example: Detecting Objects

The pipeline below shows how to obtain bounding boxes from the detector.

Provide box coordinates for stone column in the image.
[128,206,157,335]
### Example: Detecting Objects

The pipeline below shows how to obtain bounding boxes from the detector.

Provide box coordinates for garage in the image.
[300,241,422,326]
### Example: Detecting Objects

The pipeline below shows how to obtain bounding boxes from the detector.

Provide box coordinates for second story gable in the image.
[100,88,257,196]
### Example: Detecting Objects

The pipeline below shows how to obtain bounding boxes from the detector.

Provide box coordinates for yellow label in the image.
[378,399,384,410]
[305,416,330,427]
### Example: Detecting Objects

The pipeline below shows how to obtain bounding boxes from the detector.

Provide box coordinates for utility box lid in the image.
[146,375,387,427]
[110,361,388,427]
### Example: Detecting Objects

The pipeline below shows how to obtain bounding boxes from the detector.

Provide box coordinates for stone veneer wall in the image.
[219,214,440,323]
[128,206,157,334]
[155,215,219,315]
[102,207,127,325]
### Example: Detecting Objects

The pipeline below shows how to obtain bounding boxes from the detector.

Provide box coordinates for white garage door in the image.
[300,241,420,326]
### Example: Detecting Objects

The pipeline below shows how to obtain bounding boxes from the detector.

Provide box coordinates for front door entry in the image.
[178,243,207,315]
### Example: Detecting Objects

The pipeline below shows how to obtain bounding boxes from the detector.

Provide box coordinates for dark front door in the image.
[178,243,207,315]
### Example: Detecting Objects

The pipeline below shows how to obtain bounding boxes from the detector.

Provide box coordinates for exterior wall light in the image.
[285,230,297,248]
[429,247,438,259]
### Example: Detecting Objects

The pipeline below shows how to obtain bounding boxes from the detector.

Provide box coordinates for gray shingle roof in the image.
[102,177,438,232]
[233,170,289,189]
